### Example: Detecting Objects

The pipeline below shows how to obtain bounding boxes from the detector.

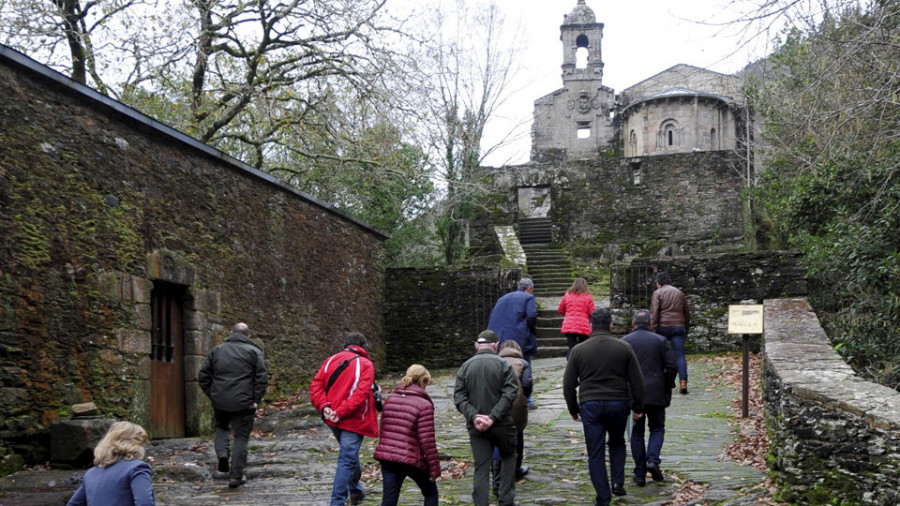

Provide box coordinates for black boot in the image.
[491,459,501,498]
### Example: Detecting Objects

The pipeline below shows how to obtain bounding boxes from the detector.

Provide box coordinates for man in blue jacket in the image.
[487,278,539,408]
[198,322,268,488]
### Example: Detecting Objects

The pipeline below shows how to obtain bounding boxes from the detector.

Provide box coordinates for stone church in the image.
[533,0,747,162]
[482,0,751,261]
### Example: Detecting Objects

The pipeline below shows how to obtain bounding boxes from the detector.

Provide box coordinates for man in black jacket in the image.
[563,309,645,506]
[623,309,678,486]
[198,322,268,488]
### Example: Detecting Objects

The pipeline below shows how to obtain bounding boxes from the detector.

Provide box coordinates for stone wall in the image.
[482,150,747,262]
[383,267,520,372]
[764,298,900,504]
[0,47,385,466]
[610,252,807,352]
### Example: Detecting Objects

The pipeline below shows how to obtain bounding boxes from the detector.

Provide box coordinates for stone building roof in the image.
[563,0,596,26]
[621,86,735,116]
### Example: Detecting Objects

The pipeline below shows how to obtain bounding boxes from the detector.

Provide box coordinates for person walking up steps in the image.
[558,276,595,358]
[487,278,539,409]
[651,271,691,394]
[623,309,677,486]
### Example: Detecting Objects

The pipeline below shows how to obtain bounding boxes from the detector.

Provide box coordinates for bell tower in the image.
[560,0,605,85]
[531,0,616,161]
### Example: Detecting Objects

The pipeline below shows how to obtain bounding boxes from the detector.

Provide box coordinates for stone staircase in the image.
[535,307,568,358]
[516,217,574,358]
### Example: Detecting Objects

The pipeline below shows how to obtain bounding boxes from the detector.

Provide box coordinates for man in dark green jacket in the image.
[563,309,645,506]
[454,330,519,506]
[198,322,268,488]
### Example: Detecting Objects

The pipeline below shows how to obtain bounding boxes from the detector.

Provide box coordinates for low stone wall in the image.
[383,267,520,372]
[610,251,807,352]
[764,298,900,504]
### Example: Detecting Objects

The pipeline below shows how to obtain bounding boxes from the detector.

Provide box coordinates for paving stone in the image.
[0,357,766,505]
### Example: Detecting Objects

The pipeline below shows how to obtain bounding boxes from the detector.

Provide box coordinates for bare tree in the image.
[412,0,522,264]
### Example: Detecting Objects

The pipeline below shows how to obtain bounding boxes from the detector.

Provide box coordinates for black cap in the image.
[476,330,499,344]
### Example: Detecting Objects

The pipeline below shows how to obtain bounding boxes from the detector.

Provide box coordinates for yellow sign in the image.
[728,304,764,334]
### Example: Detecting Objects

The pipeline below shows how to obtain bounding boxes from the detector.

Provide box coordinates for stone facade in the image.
[382,267,520,371]
[609,252,807,352]
[531,0,616,161]
[620,65,745,157]
[0,47,385,467]
[764,298,900,504]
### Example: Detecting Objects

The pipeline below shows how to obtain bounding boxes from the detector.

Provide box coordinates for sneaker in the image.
[228,475,246,488]
[350,490,366,505]
[217,457,229,473]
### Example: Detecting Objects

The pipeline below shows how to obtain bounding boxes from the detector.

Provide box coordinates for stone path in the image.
[0,357,768,505]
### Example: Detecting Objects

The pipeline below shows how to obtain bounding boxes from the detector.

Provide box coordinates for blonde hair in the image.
[401,364,432,388]
[93,421,149,468]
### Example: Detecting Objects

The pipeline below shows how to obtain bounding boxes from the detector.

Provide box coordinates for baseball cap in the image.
[476,330,499,344]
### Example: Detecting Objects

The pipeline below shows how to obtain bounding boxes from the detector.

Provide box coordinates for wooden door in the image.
[150,283,185,437]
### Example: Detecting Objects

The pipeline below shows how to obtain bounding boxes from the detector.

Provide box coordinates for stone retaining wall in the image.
[610,251,807,352]
[764,298,900,504]
[383,267,520,371]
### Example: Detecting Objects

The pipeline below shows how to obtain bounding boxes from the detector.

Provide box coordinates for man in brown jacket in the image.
[650,272,691,394]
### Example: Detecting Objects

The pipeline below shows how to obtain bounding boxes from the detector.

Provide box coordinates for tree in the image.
[745,0,900,385]
[413,0,522,265]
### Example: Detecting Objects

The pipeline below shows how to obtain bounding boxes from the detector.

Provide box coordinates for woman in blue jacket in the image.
[67,421,155,506]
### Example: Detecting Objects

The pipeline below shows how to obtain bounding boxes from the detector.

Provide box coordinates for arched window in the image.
[710,128,718,150]
[629,130,638,156]
[575,34,589,69]
[657,119,679,149]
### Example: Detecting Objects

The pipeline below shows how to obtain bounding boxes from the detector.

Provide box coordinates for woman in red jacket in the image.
[558,277,596,358]
[373,364,440,506]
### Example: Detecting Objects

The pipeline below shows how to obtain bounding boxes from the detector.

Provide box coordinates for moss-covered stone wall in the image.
[764,298,900,504]
[0,48,385,468]
[482,150,747,262]
[610,252,807,352]
[383,267,520,372]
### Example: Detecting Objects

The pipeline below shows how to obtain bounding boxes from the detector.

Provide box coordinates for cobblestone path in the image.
[0,357,768,505]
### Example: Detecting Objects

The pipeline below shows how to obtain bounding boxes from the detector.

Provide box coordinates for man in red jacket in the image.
[309,332,379,506]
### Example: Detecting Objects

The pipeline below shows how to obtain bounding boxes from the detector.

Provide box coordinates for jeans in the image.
[630,404,666,477]
[469,422,517,506]
[657,326,688,382]
[213,408,255,480]
[580,400,630,506]
[525,355,535,405]
[328,426,364,506]
[379,460,438,506]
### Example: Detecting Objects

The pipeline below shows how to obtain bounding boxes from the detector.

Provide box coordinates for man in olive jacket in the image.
[198,322,268,488]
[454,330,519,506]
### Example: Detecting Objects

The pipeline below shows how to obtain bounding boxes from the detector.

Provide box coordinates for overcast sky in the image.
[463,0,776,166]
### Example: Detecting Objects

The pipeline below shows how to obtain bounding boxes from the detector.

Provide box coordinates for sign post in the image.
[727,304,764,418]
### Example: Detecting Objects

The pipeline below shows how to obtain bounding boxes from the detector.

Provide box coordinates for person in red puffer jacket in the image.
[558,277,596,358]
[373,364,440,506]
